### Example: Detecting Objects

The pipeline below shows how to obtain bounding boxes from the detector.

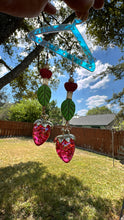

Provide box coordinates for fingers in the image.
[0,0,104,19]
[63,0,94,12]
[44,2,56,14]
[76,10,89,21]
[93,0,104,9]
[63,0,104,21]
[63,0,94,21]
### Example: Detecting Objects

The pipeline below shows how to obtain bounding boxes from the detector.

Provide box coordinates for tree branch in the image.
[0,13,76,90]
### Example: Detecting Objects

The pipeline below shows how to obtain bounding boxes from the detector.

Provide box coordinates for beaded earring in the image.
[54,64,78,163]
[33,53,53,146]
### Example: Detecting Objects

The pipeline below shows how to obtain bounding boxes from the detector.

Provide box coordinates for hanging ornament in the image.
[61,76,77,121]
[37,56,52,106]
[28,19,95,72]
[33,54,53,146]
[54,65,77,163]
[54,125,75,163]
[33,118,52,146]
[37,67,52,106]
[28,17,96,158]
[61,65,78,122]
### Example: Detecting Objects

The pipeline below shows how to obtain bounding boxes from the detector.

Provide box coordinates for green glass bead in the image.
[37,85,51,106]
[61,99,75,121]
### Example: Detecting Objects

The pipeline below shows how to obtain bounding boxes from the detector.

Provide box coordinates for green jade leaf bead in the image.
[37,84,51,106]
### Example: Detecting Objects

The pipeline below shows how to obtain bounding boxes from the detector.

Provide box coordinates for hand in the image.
[0,0,56,18]
[0,0,104,19]
[64,0,104,21]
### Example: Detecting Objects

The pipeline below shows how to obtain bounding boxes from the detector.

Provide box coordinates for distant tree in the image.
[86,106,113,115]
[10,68,39,101]
[8,99,42,122]
[46,100,63,125]
[0,90,7,107]
[8,99,62,124]
[0,102,12,120]
[117,107,124,120]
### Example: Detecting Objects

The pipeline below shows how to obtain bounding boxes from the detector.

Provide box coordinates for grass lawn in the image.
[0,137,124,220]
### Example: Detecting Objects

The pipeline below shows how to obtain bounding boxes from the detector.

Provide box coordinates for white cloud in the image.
[20,51,28,57]
[15,29,33,49]
[0,66,8,78]
[53,0,66,9]
[86,95,108,109]
[76,60,110,90]
[77,109,88,116]
[77,23,99,52]
[77,98,83,103]
[77,75,96,89]
[90,75,110,89]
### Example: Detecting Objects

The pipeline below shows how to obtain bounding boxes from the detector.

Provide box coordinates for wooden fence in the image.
[50,126,124,158]
[0,120,124,159]
[0,120,33,137]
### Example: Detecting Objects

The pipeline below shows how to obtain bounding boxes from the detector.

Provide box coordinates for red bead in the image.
[40,68,52,79]
[64,82,78,92]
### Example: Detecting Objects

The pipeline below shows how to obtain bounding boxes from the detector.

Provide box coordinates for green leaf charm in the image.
[61,99,75,121]
[37,85,51,106]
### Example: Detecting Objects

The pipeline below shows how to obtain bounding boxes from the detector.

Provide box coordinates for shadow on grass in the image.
[0,162,120,220]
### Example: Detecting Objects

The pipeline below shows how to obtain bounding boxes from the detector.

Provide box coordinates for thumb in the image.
[44,2,56,14]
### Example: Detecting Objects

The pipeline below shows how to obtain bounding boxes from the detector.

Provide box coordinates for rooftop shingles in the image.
[69,114,115,126]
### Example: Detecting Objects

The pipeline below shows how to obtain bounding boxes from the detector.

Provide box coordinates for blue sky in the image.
[0,20,123,116]
[51,23,123,115]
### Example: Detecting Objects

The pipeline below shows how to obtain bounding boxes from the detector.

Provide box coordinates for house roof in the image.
[69,114,115,126]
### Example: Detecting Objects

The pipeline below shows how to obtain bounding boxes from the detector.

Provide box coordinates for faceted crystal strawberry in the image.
[33,119,52,146]
[54,134,75,163]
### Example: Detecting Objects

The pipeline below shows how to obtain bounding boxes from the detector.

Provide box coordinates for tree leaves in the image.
[8,99,42,122]
[86,106,113,115]
[37,85,51,106]
[61,99,75,121]
[87,0,123,49]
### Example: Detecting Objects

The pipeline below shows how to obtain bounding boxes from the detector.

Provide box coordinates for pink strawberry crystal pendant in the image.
[54,134,75,163]
[33,119,52,146]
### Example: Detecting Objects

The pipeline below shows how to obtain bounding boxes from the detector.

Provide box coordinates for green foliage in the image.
[8,99,62,124]
[37,85,51,106]
[108,88,124,106]
[86,106,113,115]
[87,0,123,49]
[0,103,12,120]
[46,100,63,125]
[116,106,124,122]
[10,69,39,101]
[107,89,124,119]
[8,99,42,122]
[0,90,7,107]
[61,99,75,121]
